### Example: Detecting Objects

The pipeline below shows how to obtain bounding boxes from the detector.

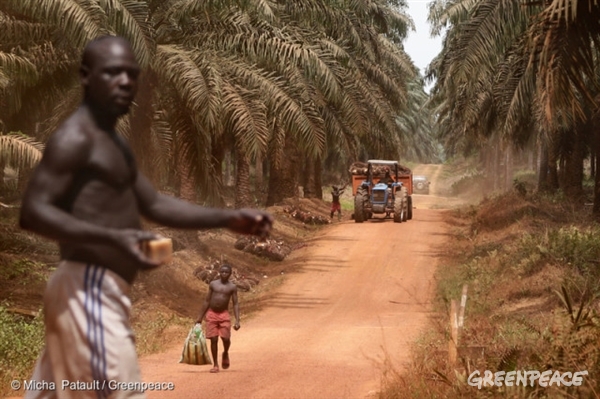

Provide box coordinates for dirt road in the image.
[139,167,451,399]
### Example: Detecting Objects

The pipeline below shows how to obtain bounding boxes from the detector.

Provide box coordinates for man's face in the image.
[219,267,232,281]
[81,40,140,116]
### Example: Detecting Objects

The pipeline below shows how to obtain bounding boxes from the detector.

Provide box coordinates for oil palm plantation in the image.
[1,0,428,208]
[428,0,600,213]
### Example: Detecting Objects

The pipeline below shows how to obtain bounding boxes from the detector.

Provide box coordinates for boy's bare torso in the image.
[208,280,237,312]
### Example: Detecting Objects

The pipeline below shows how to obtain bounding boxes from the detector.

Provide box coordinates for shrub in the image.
[0,304,44,396]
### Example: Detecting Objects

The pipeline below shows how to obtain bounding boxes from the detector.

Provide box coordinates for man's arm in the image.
[196,285,213,323]
[133,174,273,237]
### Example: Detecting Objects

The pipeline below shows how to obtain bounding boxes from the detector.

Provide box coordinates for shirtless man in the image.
[19,36,272,398]
[378,168,394,185]
[196,264,239,373]
[330,185,346,220]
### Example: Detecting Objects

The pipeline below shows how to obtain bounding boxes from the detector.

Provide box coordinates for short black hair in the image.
[220,264,232,271]
[81,35,132,68]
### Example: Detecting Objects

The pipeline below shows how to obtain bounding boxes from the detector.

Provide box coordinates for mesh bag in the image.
[179,323,211,365]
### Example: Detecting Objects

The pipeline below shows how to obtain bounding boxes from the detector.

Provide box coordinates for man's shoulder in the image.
[51,111,89,139]
[48,112,96,149]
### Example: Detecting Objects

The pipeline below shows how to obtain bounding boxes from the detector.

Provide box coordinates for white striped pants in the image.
[25,261,144,399]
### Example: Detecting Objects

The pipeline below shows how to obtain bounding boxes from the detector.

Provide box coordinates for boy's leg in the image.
[209,337,219,372]
[221,337,231,369]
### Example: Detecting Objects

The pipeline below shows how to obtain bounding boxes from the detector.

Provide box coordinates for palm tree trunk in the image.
[493,143,500,192]
[594,125,600,217]
[302,156,324,199]
[253,155,265,205]
[129,71,157,183]
[254,155,263,190]
[0,158,4,194]
[546,137,560,192]
[211,144,226,207]
[563,126,585,200]
[224,151,234,187]
[558,154,566,189]
[266,134,300,206]
[538,140,550,192]
[314,156,323,200]
[504,146,513,191]
[302,159,316,198]
[177,158,196,202]
[235,151,252,209]
[212,144,225,180]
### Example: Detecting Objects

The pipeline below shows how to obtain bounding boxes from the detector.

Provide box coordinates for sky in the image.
[403,1,444,91]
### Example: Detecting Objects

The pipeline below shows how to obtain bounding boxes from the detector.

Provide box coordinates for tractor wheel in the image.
[354,188,367,223]
[407,196,413,220]
[401,187,409,221]
[393,196,404,223]
[393,198,403,222]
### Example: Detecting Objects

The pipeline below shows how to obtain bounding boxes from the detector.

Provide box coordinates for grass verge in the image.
[379,190,600,398]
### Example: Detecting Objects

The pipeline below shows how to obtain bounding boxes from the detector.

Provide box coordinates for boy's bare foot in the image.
[210,367,219,373]
[222,353,230,369]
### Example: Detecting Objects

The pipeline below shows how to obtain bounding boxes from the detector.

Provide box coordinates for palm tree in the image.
[0,0,158,192]
[428,0,600,207]
[1,0,429,209]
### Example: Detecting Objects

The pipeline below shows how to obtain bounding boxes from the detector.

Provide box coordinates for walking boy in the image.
[196,264,240,373]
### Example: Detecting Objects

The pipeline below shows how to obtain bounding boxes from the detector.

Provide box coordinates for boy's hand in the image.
[233,322,240,331]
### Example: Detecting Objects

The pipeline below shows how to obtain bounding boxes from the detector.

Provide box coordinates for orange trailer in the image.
[350,160,413,195]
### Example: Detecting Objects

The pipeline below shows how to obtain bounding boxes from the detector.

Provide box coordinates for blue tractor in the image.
[352,160,409,223]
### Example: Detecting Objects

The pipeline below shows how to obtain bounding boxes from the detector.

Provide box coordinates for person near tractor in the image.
[196,263,240,373]
[378,168,394,185]
[19,36,273,398]
[330,185,346,220]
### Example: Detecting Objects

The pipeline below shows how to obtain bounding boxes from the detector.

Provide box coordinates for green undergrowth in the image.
[0,304,44,395]
[379,190,600,398]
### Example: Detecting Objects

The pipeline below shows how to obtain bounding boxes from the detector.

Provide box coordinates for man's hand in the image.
[114,229,162,269]
[228,209,273,238]
[233,322,240,331]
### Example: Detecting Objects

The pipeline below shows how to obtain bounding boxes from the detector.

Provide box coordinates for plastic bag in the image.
[179,323,211,365]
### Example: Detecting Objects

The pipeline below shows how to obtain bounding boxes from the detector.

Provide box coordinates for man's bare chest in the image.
[85,134,136,189]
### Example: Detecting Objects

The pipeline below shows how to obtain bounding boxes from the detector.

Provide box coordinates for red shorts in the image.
[331,202,341,212]
[205,309,231,339]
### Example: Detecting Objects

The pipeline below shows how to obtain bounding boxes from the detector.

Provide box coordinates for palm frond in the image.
[100,0,154,67]
[154,45,222,135]
[222,82,269,159]
[0,132,44,170]
[2,0,106,49]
